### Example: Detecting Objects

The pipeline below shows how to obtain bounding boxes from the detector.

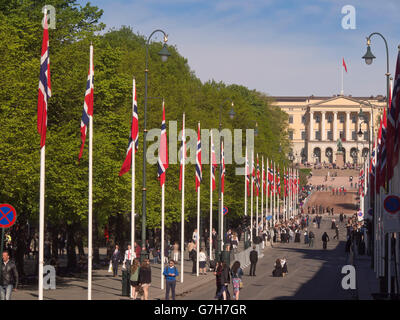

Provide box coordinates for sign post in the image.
[0,204,17,282]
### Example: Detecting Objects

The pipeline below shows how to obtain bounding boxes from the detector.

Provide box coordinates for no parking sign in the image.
[383,194,400,233]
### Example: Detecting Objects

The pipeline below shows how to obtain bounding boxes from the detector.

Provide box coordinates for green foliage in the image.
[0,1,290,239]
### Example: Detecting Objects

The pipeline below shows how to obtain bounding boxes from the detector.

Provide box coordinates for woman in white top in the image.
[199,248,207,275]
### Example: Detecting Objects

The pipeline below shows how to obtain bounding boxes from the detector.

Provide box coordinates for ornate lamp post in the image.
[140,30,170,262]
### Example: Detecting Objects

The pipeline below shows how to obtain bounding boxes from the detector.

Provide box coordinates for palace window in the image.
[327,115,333,123]
[289,131,293,140]
[327,131,333,140]
[289,115,293,124]
[301,131,306,140]
[352,115,356,123]
[315,115,320,123]
[352,131,357,140]
[339,115,344,123]
[315,131,321,140]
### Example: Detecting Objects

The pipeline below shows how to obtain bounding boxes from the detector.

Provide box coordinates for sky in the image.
[77,0,400,97]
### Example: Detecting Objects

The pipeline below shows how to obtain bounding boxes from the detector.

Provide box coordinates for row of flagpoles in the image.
[36,16,300,299]
[358,47,400,295]
[244,151,300,243]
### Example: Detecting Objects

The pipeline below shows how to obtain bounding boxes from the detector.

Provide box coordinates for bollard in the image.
[122,268,131,297]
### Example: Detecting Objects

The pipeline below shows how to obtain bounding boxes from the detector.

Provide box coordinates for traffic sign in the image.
[223,206,228,216]
[383,195,400,215]
[0,204,17,228]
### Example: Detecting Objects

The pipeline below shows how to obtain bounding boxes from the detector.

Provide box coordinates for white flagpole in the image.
[266,159,269,228]
[261,156,264,232]
[256,154,259,237]
[181,113,185,283]
[88,44,93,301]
[250,150,254,243]
[341,60,344,96]
[209,130,213,262]
[39,145,45,300]
[161,183,165,289]
[244,147,248,217]
[273,162,276,224]
[220,141,224,252]
[277,165,280,221]
[270,161,273,227]
[197,185,200,277]
[131,78,136,261]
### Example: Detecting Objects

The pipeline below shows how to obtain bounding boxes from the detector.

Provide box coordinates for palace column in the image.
[321,111,326,141]
[369,111,373,142]
[309,111,314,140]
[333,111,338,141]
[346,111,351,141]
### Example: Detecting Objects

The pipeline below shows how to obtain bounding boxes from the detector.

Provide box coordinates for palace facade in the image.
[273,95,386,165]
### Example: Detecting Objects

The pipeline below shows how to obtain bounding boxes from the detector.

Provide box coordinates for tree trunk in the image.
[66,224,77,270]
[93,216,100,264]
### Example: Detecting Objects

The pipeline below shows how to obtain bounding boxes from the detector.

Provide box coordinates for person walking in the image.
[173,242,179,262]
[1,251,18,300]
[249,246,258,276]
[272,258,283,277]
[308,231,315,248]
[304,229,309,244]
[163,259,179,300]
[129,259,140,299]
[124,245,135,270]
[322,232,330,250]
[333,225,339,240]
[316,215,321,229]
[214,261,223,300]
[138,258,151,300]
[230,261,243,300]
[199,248,207,275]
[111,245,122,277]
[187,240,195,261]
[190,247,197,275]
[220,262,231,300]
[281,257,288,277]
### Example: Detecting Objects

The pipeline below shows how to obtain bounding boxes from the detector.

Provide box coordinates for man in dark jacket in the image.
[111,245,122,277]
[1,251,18,300]
[249,246,258,276]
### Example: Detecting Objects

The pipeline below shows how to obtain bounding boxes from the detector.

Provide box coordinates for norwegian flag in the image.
[268,160,273,194]
[262,160,266,195]
[179,114,186,191]
[255,155,260,197]
[119,78,139,176]
[359,168,365,197]
[387,50,400,181]
[284,170,288,197]
[369,142,376,199]
[221,141,225,193]
[245,148,250,196]
[37,12,51,149]
[79,45,94,160]
[277,167,281,195]
[297,173,300,193]
[376,117,383,194]
[377,108,387,193]
[157,101,168,187]
[210,131,217,191]
[195,123,202,190]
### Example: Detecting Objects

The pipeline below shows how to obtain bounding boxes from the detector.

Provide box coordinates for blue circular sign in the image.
[384,195,400,214]
[223,206,228,216]
[0,204,17,228]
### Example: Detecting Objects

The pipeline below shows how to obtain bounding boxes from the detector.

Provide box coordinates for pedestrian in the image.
[281,257,288,277]
[220,262,231,300]
[304,229,309,244]
[317,215,321,229]
[129,259,140,299]
[173,242,179,262]
[308,231,315,247]
[1,251,18,300]
[199,248,207,275]
[333,226,339,240]
[124,245,135,270]
[272,258,283,277]
[249,245,258,276]
[230,261,243,300]
[134,242,141,259]
[138,258,151,300]
[190,247,197,275]
[187,240,195,261]
[111,245,122,277]
[214,261,223,299]
[163,259,179,300]
[322,232,330,250]
[192,228,198,246]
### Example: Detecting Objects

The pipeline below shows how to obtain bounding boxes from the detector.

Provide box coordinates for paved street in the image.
[181,214,356,300]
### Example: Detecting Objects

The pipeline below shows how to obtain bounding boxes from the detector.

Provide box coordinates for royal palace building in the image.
[273,95,387,165]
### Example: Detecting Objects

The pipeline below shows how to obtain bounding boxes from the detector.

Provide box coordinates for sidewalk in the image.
[13,244,269,300]
[354,254,380,300]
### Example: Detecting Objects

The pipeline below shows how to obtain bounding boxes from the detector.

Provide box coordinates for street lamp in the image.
[216,99,234,263]
[141,30,170,262]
